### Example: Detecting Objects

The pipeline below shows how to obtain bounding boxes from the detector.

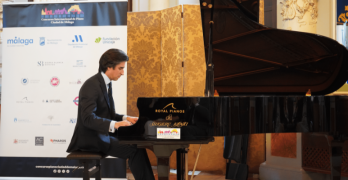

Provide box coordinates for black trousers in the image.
[106,136,155,180]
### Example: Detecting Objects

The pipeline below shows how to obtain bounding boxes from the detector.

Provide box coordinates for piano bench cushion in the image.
[67,151,107,160]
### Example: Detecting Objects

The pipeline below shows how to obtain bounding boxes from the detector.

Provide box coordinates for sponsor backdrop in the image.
[0,1,127,178]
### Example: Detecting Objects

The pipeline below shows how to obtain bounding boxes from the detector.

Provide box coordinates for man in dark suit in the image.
[67,49,155,180]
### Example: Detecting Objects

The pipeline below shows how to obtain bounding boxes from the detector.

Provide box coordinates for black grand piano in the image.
[119,0,348,180]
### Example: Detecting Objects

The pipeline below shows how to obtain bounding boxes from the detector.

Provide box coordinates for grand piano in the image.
[119,0,348,180]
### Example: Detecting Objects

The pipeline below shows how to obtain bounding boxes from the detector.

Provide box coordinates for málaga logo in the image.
[41,5,84,25]
[7,37,33,45]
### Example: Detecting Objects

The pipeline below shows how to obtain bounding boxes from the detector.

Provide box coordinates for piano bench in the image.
[67,151,107,180]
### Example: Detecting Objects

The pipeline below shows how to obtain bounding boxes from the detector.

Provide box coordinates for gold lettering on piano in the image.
[166,114,172,120]
[151,122,188,127]
[163,103,176,109]
[155,103,185,114]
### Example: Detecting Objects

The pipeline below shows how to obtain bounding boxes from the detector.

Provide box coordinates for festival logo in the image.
[41,5,84,25]
[50,77,60,87]
[157,128,180,139]
[73,97,79,106]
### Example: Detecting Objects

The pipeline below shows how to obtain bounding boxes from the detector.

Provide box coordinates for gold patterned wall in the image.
[183,5,206,96]
[127,11,162,116]
[161,5,184,97]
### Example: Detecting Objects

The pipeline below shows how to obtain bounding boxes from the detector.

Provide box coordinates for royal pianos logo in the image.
[41,5,84,25]
[155,103,185,114]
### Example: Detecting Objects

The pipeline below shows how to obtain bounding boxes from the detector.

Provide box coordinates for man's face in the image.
[105,61,126,81]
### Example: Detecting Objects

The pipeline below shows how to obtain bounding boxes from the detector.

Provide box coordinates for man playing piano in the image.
[67,49,155,180]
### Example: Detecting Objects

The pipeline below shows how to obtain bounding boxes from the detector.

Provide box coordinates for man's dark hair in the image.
[99,49,129,73]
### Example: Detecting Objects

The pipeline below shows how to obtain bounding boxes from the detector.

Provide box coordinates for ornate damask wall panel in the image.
[183,5,206,96]
[161,5,183,97]
[127,11,162,116]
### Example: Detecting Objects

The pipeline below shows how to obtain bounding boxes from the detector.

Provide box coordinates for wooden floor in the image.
[127,167,259,180]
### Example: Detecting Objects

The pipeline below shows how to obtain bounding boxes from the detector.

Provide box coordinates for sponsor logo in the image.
[35,137,44,146]
[14,117,31,123]
[70,118,77,123]
[73,60,86,67]
[95,37,101,43]
[73,97,79,106]
[14,139,29,144]
[21,78,29,85]
[155,103,185,114]
[7,37,33,46]
[16,97,34,103]
[50,139,66,144]
[72,35,83,43]
[42,99,62,103]
[38,61,63,66]
[68,35,87,48]
[50,77,60,87]
[40,37,45,46]
[157,128,180,139]
[42,116,60,126]
[95,37,120,44]
[47,39,62,45]
[21,78,40,85]
[41,5,84,25]
[69,79,82,84]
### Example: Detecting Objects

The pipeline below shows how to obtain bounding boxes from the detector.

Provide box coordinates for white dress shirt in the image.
[101,72,127,133]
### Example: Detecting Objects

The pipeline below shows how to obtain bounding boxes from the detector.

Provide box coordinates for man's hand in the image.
[126,116,138,125]
[114,120,132,129]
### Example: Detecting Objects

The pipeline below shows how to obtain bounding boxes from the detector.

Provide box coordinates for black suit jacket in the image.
[67,73,123,153]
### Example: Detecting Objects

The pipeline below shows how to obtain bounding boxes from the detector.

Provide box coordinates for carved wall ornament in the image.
[280,0,318,27]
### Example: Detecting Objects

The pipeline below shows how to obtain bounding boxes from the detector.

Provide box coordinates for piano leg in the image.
[330,140,344,180]
[153,145,189,180]
[177,148,188,180]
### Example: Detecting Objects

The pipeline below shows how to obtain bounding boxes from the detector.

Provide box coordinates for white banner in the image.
[0,20,127,158]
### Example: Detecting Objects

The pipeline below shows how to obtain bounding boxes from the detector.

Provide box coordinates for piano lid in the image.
[201,0,348,96]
